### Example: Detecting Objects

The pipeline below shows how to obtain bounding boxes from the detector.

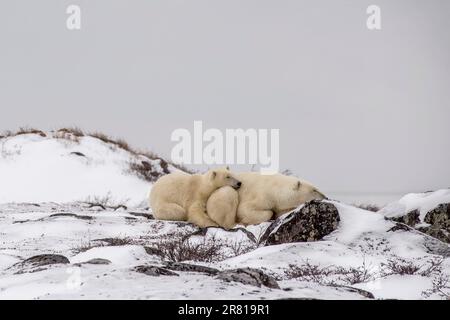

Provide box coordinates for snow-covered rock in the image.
[380,189,450,243]
[259,200,340,245]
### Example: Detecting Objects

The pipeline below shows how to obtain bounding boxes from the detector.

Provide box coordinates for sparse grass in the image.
[381,258,421,276]
[129,161,160,182]
[2,127,194,176]
[0,130,13,139]
[72,237,136,254]
[1,127,47,138]
[381,256,444,277]
[89,132,133,153]
[284,259,376,286]
[95,237,136,246]
[57,127,84,137]
[284,256,448,294]
[16,127,46,137]
[422,273,450,299]
[146,233,224,263]
[84,193,128,210]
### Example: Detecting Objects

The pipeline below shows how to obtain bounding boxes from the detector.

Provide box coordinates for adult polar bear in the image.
[207,172,326,229]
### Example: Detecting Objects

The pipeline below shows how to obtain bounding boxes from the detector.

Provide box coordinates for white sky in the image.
[0,0,449,195]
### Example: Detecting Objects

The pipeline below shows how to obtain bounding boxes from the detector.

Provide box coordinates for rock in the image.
[334,285,375,299]
[216,268,280,289]
[259,200,340,246]
[417,226,450,244]
[133,265,178,277]
[83,258,112,265]
[386,203,450,244]
[70,151,86,157]
[13,254,70,273]
[49,213,93,220]
[424,203,450,231]
[163,261,219,275]
[144,246,164,257]
[388,209,420,227]
[189,226,257,243]
[20,254,70,267]
[128,212,154,220]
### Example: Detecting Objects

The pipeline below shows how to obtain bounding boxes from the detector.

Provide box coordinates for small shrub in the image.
[84,193,128,210]
[422,273,450,299]
[381,258,421,276]
[16,127,46,137]
[90,132,135,154]
[129,161,160,182]
[146,235,224,263]
[284,259,376,286]
[73,237,135,253]
[95,237,136,246]
[57,127,84,137]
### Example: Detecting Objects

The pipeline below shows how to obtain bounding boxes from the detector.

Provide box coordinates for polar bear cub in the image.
[149,167,241,228]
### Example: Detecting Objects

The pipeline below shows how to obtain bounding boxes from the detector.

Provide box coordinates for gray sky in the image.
[1,0,449,195]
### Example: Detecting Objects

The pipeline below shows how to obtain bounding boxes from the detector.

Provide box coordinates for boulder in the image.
[216,268,280,289]
[133,265,178,277]
[163,261,219,275]
[386,202,450,244]
[259,200,340,246]
[20,254,70,267]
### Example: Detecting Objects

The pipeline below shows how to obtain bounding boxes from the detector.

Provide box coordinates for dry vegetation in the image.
[145,235,225,263]
[1,127,194,178]
[83,193,128,210]
[1,127,46,139]
[282,256,450,299]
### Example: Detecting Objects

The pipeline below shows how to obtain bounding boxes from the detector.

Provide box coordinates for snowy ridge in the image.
[0,131,177,206]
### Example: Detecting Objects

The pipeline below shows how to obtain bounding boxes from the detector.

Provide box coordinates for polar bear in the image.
[206,172,326,229]
[149,167,241,228]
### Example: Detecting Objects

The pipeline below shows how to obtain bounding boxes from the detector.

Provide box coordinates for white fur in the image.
[207,172,326,227]
[149,167,240,228]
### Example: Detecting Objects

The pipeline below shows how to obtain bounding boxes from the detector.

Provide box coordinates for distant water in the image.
[326,192,405,208]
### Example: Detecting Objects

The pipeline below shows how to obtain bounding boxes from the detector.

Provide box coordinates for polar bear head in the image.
[207,167,242,190]
[275,175,326,214]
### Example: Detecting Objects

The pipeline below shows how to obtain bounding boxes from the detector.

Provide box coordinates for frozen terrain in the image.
[0,130,449,299]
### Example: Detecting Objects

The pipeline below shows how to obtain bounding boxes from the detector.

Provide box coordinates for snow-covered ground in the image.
[0,131,449,299]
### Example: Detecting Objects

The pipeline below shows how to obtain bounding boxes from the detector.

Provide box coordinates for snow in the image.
[1,200,447,299]
[354,275,433,300]
[380,189,450,221]
[0,132,156,206]
[0,132,449,299]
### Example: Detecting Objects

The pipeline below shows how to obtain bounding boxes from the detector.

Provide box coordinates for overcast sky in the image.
[0,0,449,196]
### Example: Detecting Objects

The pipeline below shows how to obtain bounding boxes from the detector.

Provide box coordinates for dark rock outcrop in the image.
[20,254,70,267]
[216,268,280,289]
[12,254,70,274]
[163,262,219,275]
[259,200,340,246]
[386,203,450,244]
[424,203,450,231]
[389,209,420,227]
[133,265,178,277]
